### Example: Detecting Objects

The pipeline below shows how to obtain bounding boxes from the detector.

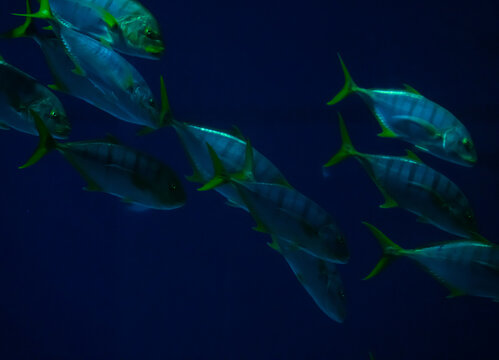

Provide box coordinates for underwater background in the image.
[0,0,498,359]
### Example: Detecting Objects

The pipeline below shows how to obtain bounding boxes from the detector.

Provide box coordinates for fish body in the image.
[324,114,476,238]
[0,56,70,138]
[234,180,349,264]
[277,239,347,322]
[364,223,499,301]
[56,26,161,128]
[6,3,162,128]
[359,154,475,237]
[37,35,133,120]
[328,55,476,167]
[406,241,499,300]
[58,141,185,209]
[173,120,289,204]
[32,0,164,58]
[22,114,186,210]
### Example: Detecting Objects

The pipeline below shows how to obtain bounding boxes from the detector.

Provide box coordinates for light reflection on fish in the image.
[0,53,70,138]
[327,54,476,167]
[363,222,499,301]
[5,1,164,129]
[324,114,477,238]
[24,0,164,59]
[21,112,186,210]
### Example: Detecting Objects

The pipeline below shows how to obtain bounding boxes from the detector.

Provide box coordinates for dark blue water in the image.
[0,0,497,359]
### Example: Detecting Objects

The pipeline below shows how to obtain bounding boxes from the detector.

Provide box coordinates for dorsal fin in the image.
[404,149,423,163]
[230,125,245,140]
[403,83,421,95]
[470,232,493,245]
[104,134,121,144]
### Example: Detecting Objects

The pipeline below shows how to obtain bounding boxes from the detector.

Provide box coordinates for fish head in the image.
[129,84,162,128]
[29,97,71,139]
[120,15,164,59]
[443,128,477,166]
[318,223,349,264]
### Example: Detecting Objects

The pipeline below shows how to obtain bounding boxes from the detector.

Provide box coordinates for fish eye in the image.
[148,98,155,107]
[144,27,159,40]
[462,138,473,150]
[49,110,58,119]
[169,183,177,191]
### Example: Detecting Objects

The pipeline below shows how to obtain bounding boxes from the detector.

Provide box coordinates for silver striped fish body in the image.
[406,241,499,300]
[36,35,132,121]
[58,141,186,209]
[358,154,476,237]
[0,59,70,138]
[173,121,289,204]
[49,0,164,59]
[234,181,348,264]
[278,238,347,322]
[57,26,160,127]
[359,89,476,166]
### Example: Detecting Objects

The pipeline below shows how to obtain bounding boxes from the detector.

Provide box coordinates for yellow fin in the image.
[403,83,421,95]
[404,149,423,163]
[379,196,398,209]
[267,235,281,253]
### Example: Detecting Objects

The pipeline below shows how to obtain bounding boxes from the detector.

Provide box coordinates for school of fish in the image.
[0,0,496,328]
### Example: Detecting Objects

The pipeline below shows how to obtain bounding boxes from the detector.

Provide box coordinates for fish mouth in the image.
[460,152,477,167]
[145,45,165,57]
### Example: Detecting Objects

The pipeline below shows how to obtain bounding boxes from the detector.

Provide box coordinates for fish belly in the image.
[278,239,346,323]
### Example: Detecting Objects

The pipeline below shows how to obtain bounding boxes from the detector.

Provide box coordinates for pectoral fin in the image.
[392,115,442,139]
[407,181,447,209]
[474,260,499,274]
[92,6,118,28]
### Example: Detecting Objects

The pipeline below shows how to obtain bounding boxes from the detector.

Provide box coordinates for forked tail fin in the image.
[323,113,360,167]
[327,53,358,105]
[19,110,58,169]
[362,222,404,280]
[1,0,38,39]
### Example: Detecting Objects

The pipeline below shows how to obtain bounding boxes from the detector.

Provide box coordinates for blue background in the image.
[0,0,498,359]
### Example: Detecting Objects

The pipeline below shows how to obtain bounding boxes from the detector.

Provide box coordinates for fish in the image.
[273,237,347,323]
[0,53,70,138]
[200,142,349,264]
[20,111,186,210]
[324,113,477,238]
[18,0,164,59]
[3,4,166,129]
[327,54,476,167]
[363,222,499,301]
[156,82,290,206]
[161,80,347,319]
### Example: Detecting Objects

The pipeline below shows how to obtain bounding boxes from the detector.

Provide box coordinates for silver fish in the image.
[20,112,185,210]
[23,0,164,59]
[327,54,476,167]
[0,54,69,138]
[324,114,477,238]
[363,222,499,301]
